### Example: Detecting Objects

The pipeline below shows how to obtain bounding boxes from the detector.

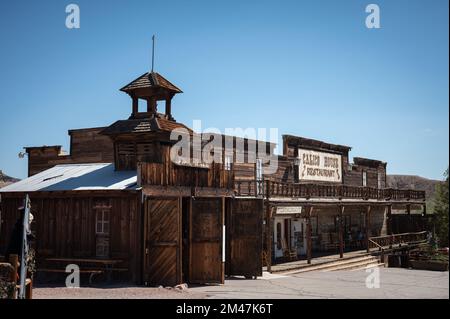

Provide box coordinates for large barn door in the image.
[189,197,224,284]
[144,197,182,287]
[226,199,263,278]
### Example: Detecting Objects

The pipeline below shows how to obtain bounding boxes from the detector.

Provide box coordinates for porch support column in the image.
[339,205,344,259]
[406,204,412,232]
[366,205,371,253]
[387,204,392,235]
[266,203,273,273]
[306,206,313,264]
[387,204,393,249]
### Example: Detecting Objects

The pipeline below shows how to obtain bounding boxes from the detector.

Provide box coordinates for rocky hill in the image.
[387,175,443,201]
[0,170,19,188]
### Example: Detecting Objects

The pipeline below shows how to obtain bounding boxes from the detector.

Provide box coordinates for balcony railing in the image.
[234,180,426,201]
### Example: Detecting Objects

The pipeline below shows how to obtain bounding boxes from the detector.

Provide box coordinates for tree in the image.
[433,168,449,247]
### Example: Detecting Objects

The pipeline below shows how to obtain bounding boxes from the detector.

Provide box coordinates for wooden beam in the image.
[406,204,412,232]
[9,254,18,299]
[142,186,191,197]
[132,96,138,116]
[194,187,233,197]
[221,196,225,284]
[165,98,172,119]
[306,206,313,264]
[366,205,371,253]
[266,203,273,272]
[339,205,344,258]
[387,204,392,235]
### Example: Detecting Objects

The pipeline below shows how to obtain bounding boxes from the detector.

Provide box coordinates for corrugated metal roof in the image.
[0,163,137,192]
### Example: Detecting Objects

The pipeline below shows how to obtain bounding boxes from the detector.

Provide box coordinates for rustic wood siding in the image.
[0,193,141,282]
[27,128,114,176]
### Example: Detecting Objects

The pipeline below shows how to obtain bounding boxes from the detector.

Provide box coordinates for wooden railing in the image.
[233,180,426,201]
[368,231,428,261]
[368,231,428,250]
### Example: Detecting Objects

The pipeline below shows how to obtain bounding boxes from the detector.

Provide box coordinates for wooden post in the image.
[406,204,411,232]
[8,254,18,299]
[147,97,157,114]
[387,205,393,249]
[266,203,273,273]
[387,204,392,235]
[165,97,172,119]
[306,206,313,264]
[366,206,371,253]
[339,205,344,258]
[132,96,138,116]
[221,196,225,284]
[25,280,32,299]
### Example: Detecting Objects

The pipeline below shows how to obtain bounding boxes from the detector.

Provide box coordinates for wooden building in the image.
[0,69,427,286]
[0,71,265,286]
[235,135,427,267]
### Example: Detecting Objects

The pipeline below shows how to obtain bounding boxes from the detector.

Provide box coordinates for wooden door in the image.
[226,199,263,278]
[144,197,182,287]
[189,197,224,284]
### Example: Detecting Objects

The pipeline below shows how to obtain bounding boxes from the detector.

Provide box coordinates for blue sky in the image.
[0,0,448,180]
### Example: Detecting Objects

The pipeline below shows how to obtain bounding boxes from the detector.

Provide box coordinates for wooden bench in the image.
[37,268,104,285]
[40,258,128,284]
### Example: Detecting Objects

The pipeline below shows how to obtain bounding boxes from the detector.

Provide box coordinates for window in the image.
[256,158,264,196]
[95,209,110,258]
[377,173,383,189]
[362,171,367,187]
[96,210,110,234]
[256,158,263,181]
[224,155,232,171]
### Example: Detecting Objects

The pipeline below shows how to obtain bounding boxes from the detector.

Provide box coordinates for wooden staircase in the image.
[280,254,383,275]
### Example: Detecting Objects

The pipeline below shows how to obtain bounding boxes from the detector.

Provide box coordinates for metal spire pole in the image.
[151,35,155,72]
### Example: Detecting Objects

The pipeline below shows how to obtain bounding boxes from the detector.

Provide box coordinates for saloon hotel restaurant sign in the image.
[298,149,342,183]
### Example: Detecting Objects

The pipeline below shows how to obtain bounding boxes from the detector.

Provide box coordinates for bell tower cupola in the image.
[120,72,182,120]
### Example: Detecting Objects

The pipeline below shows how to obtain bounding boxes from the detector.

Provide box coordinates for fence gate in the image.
[189,197,224,284]
[226,198,263,278]
[144,197,182,287]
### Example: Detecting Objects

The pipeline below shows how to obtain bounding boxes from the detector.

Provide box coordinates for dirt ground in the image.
[32,268,449,299]
[33,284,207,299]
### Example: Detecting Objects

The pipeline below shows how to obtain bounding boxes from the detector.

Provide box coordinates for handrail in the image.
[368,231,428,263]
[369,231,427,241]
[369,231,428,250]
[368,238,384,250]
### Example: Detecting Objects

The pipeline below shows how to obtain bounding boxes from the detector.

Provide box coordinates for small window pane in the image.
[103,222,109,235]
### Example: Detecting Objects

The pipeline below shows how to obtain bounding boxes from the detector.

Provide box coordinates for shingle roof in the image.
[120,72,182,93]
[100,116,192,136]
[0,163,137,192]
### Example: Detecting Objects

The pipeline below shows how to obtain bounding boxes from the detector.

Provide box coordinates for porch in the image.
[234,179,427,273]
[265,231,429,273]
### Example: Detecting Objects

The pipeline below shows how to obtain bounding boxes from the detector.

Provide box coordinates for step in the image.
[324,259,382,272]
[281,255,379,274]
[315,257,379,272]
[350,263,384,272]
[271,252,372,273]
